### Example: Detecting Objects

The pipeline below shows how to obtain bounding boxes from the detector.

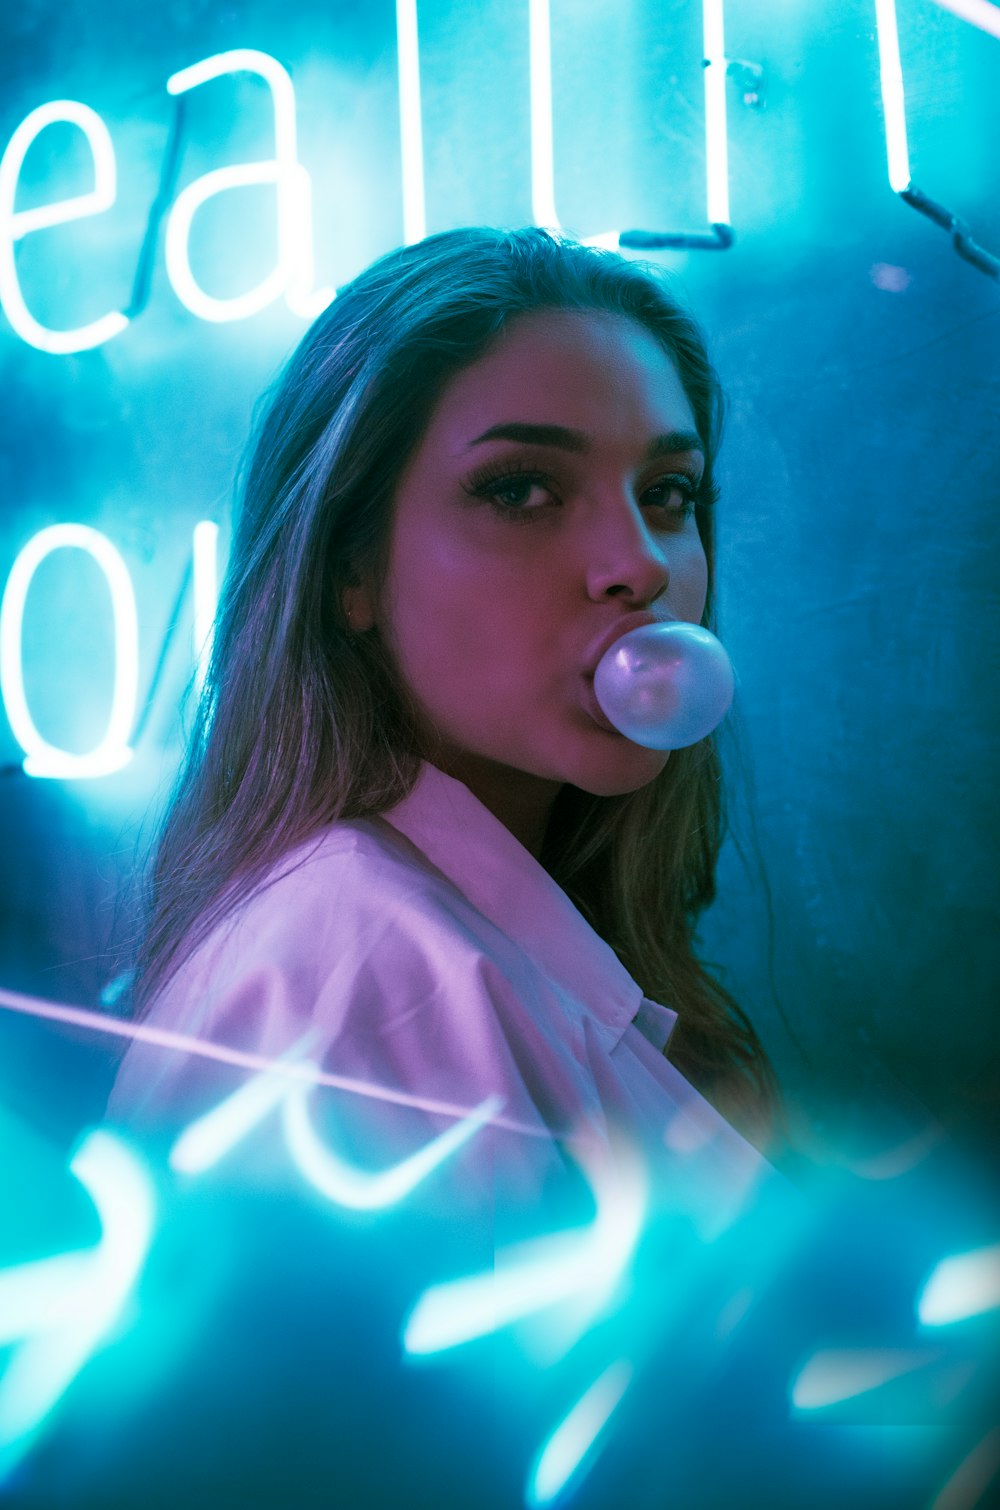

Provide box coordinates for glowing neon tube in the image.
[0,524,138,779]
[874,0,912,192]
[0,101,129,354]
[396,0,427,244]
[165,50,332,323]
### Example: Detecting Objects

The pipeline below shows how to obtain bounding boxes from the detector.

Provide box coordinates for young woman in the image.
[109,225,782,1193]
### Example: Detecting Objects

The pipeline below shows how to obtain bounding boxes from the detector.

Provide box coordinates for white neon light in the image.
[165,50,333,323]
[526,1358,633,1508]
[527,0,620,248]
[702,0,731,225]
[396,0,426,244]
[0,1131,153,1475]
[0,525,138,779]
[790,1347,940,1409]
[527,0,731,249]
[402,1133,647,1355]
[282,1081,504,1210]
[0,101,129,355]
[172,1028,504,1202]
[192,519,219,696]
[874,0,912,192]
[931,0,1000,41]
[169,1030,322,1174]
[918,1241,1000,1326]
[0,984,546,1136]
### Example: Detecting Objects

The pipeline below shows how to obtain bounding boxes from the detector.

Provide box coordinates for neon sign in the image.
[1,0,996,360]
[875,0,999,278]
[0,1,746,355]
[0,522,219,780]
[0,100,130,356]
[163,50,332,325]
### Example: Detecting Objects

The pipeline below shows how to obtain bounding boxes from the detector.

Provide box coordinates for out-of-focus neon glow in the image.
[396,0,426,245]
[0,101,129,355]
[843,1121,944,1180]
[0,525,138,779]
[168,1030,322,1174]
[283,1083,505,1209]
[791,1347,941,1409]
[529,0,558,233]
[165,50,333,323]
[0,1252,106,1347]
[0,1131,153,1478]
[874,0,912,192]
[192,519,219,696]
[525,1358,633,1509]
[702,0,731,225]
[931,0,1000,41]
[0,985,544,1137]
[928,1424,1000,1510]
[402,1133,647,1354]
[918,1242,1000,1326]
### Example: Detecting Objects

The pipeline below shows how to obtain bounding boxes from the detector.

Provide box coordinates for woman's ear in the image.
[342,579,377,632]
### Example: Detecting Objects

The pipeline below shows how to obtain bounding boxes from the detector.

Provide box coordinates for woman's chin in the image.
[564,741,671,798]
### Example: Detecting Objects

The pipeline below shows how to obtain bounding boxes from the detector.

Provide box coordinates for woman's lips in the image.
[581,675,622,734]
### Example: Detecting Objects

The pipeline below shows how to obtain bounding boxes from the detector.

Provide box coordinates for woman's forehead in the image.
[423,309,697,454]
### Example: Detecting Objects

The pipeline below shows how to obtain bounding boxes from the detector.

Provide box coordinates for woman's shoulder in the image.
[205,813,475,954]
[110,817,521,1101]
[157,813,488,1022]
[107,813,570,1151]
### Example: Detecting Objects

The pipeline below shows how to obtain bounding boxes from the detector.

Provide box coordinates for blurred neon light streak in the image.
[0,985,548,1139]
[0,1252,108,1347]
[874,0,912,192]
[928,1424,1000,1510]
[918,1242,1000,1326]
[192,519,219,697]
[282,1081,505,1209]
[702,0,731,225]
[0,101,129,354]
[402,1133,647,1354]
[791,1347,941,1409]
[0,1131,153,1480]
[0,525,138,779]
[169,1030,323,1174]
[930,0,1000,40]
[396,0,426,244]
[526,1358,633,1508]
[165,50,332,323]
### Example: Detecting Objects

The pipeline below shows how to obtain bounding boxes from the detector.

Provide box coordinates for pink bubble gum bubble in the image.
[593,622,735,750]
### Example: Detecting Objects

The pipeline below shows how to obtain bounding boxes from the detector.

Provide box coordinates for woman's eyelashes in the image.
[461,459,710,526]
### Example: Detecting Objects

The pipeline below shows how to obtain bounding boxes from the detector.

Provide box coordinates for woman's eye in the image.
[644,476,699,518]
[463,467,703,524]
[488,475,551,510]
[463,469,556,521]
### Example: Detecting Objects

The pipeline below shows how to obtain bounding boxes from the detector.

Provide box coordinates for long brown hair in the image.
[133,226,783,1151]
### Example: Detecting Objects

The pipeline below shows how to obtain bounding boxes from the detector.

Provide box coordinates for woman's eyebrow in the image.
[461,421,705,460]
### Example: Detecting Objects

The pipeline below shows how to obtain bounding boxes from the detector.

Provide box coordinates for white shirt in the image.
[109,760,773,1218]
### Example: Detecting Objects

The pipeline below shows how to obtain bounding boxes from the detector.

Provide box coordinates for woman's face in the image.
[347,308,710,846]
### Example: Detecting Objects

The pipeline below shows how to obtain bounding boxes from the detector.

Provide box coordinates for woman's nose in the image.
[584,506,671,606]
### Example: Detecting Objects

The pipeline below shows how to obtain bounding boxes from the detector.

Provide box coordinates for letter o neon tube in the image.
[0,525,138,778]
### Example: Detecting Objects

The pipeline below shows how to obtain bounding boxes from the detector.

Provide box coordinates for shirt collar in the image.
[379,760,643,1043]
